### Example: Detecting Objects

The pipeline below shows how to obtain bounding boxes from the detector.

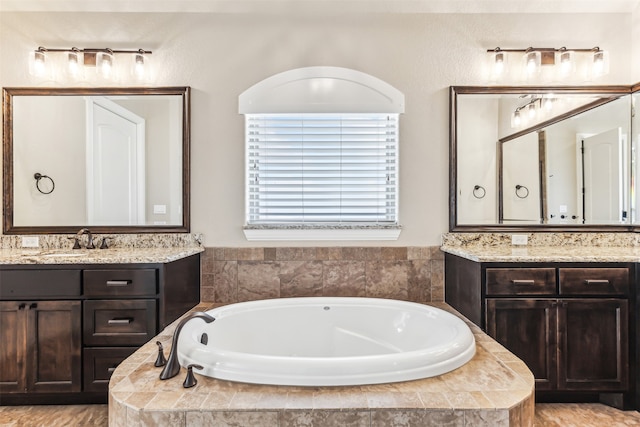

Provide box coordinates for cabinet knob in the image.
[18,303,26,310]
[29,303,37,310]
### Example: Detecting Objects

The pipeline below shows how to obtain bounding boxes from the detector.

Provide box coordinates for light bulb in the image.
[591,49,609,79]
[511,110,521,128]
[67,50,83,77]
[557,50,574,78]
[96,50,115,79]
[523,51,541,78]
[29,49,48,77]
[133,52,146,79]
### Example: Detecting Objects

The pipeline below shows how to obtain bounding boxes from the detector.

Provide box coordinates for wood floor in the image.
[1,403,640,426]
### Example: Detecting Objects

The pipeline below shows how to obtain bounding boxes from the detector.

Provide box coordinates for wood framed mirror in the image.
[2,86,191,234]
[450,84,639,232]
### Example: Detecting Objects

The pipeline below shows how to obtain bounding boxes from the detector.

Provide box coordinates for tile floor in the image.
[1,403,640,426]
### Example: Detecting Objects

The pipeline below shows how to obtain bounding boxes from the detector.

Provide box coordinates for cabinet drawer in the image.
[83,269,157,297]
[83,299,156,346]
[83,347,137,393]
[559,268,630,295]
[485,268,556,295]
[0,270,81,299]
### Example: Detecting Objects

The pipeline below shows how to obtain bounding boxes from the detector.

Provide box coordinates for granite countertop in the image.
[0,246,204,265]
[441,244,640,263]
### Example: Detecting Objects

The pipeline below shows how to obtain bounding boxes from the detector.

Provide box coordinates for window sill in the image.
[243,225,402,241]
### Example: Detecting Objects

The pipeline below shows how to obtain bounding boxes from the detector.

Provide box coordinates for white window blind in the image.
[246,113,398,225]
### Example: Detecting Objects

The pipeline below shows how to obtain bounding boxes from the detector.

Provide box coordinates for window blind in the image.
[246,113,398,224]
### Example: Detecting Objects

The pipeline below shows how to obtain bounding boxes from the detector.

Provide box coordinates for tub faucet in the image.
[159,311,215,380]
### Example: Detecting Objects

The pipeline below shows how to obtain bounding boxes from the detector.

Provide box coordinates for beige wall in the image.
[0,11,636,246]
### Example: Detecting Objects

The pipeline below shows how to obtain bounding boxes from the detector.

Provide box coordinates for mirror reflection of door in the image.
[579,128,627,224]
[501,133,541,223]
[86,97,146,225]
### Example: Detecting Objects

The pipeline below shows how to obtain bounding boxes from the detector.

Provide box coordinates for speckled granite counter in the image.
[440,245,640,263]
[0,233,203,264]
[108,303,535,427]
[441,232,640,263]
[0,247,204,265]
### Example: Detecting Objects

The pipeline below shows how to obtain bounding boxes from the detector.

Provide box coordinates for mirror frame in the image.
[450,84,636,232]
[2,86,191,234]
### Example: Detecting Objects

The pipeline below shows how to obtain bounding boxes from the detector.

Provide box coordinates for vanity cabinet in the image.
[0,300,82,394]
[0,253,200,405]
[445,254,634,406]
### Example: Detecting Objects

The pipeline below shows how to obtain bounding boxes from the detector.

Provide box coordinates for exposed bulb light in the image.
[591,47,609,79]
[511,110,522,128]
[132,49,148,80]
[557,48,575,79]
[67,48,82,77]
[489,48,506,79]
[523,50,541,78]
[29,47,48,77]
[96,49,114,78]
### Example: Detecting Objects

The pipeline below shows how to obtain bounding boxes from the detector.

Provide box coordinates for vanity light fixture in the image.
[487,46,608,81]
[510,96,549,128]
[29,46,152,82]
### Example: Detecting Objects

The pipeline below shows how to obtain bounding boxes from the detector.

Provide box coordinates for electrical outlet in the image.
[153,204,167,214]
[511,234,528,245]
[21,236,40,248]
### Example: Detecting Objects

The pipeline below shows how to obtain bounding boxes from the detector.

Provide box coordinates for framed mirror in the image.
[3,87,190,234]
[450,84,638,232]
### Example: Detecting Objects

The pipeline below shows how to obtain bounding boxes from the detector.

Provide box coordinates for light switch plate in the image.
[21,236,40,248]
[153,204,167,214]
[511,234,528,245]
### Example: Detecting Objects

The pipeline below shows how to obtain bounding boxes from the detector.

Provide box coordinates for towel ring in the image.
[472,185,486,199]
[34,173,55,194]
[515,184,529,199]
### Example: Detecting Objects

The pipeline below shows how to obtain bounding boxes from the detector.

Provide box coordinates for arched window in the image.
[239,66,404,240]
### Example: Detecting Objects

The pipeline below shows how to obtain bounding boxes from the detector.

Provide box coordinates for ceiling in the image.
[1,0,639,14]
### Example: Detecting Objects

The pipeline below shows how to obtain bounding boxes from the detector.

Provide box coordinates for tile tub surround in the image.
[108,303,535,427]
[200,246,444,304]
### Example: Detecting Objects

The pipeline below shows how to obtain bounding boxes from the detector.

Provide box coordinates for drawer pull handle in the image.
[511,279,535,285]
[108,318,133,325]
[106,280,132,287]
[585,279,610,285]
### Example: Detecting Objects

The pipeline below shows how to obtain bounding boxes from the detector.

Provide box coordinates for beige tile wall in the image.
[200,246,444,304]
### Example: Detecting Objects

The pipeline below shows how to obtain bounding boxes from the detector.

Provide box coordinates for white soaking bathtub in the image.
[177,297,476,386]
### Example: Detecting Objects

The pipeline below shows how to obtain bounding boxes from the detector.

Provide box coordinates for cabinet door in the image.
[559,298,628,391]
[26,301,82,393]
[486,298,557,390]
[0,302,27,393]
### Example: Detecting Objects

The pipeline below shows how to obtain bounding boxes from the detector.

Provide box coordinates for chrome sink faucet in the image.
[159,312,215,380]
[74,228,95,249]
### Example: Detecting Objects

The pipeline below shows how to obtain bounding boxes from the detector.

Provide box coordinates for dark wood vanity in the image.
[0,253,200,405]
[445,253,636,409]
